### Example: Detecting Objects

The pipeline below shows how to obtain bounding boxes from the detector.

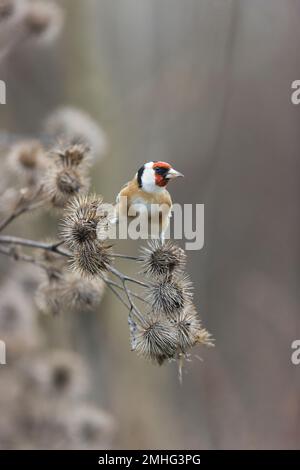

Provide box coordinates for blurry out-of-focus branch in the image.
[0,185,44,232]
[0,205,27,232]
[0,234,69,256]
[0,227,150,328]
[0,230,149,327]
[0,243,45,267]
[0,232,148,317]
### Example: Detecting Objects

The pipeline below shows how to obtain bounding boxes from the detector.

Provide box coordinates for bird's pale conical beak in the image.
[167,168,184,179]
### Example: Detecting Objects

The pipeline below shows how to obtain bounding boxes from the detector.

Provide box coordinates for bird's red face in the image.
[137,161,184,192]
[153,161,172,187]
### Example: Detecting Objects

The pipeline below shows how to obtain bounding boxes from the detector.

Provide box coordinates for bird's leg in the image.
[160,231,165,245]
[158,203,172,245]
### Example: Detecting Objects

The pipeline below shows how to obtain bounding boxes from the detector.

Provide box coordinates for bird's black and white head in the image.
[136,161,183,193]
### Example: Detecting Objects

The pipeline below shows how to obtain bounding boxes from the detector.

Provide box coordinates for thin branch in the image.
[0,235,149,323]
[108,266,147,326]
[104,277,148,304]
[0,245,46,269]
[123,283,146,326]
[0,236,141,265]
[113,253,139,261]
[0,206,27,232]
[102,279,131,311]
[109,265,149,288]
[0,235,70,257]
[52,240,66,249]
[0,186,44,233]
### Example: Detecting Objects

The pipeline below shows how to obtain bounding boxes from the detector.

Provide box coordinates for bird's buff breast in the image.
[128,194,170,216]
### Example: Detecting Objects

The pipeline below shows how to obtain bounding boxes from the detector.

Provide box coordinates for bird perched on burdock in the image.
[114,161,183,241]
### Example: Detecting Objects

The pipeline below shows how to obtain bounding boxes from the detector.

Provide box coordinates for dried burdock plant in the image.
[15,398,73,450]
[0,186,46,236]
[37,244,66,276]
[130,313,179,365]
[0,184,213,370]
[71,242,112,278]
[34,244,106,314]
[35,278,63,316]
[0,346,115,449]
[6,139,46,186]
[140,240,186,278]
[0,24,212,376]
[44,107,108,159]
[0,280,41,357]
[64,403,116,450]
[14,396,114,450]
[61,194,103,250]
[60,272,105,312]
[0,9,121,451]
[0,0,25,29]
[0,187,20,215]
[146,275,193,318]
[0,1,64,66]
[61,194,113,276]
[23,0,64,46]
[173,304,214,354]
[42,144,90,208]
[21,350,90,400]
[0,179,212,372]
[33,247,66,315]
[0,0,15,22]
[53,143,92,169]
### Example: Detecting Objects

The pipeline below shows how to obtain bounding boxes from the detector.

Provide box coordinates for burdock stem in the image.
[0,186,44,233]
[108,266,148,326]
[0,235,147,320]
[0,235,70,257]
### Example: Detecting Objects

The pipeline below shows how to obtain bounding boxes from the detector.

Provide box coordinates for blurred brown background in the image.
[0,0,300,449]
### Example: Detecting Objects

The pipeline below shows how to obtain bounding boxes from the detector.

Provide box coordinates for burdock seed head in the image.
[6,140,46,185]
[65,404,115,450]
[60,272,105,312]
[173,304,214,353]
[44,107,108,159]
[140,240,186,278]
[71,241,112,277]
[0,0,15,21]
[146,275,193,318]
[23,0,64,46]
[52,143,91,168]
[61,194,104,250]
[35,280,64,316]
[43,157,90,209]
[21,350,90,399]
[132,314,179,365]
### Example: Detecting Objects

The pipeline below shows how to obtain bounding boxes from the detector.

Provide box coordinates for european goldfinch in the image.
[115,161,183,241]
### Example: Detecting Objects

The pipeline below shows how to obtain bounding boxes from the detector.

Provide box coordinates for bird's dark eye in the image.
[155,167,168,176]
